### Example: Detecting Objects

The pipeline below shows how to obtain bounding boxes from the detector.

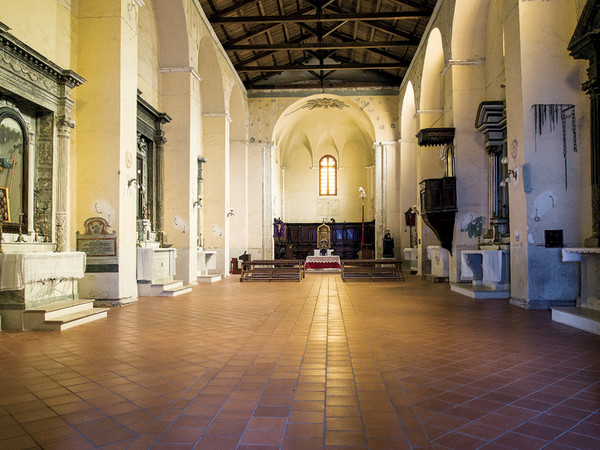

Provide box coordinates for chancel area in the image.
[0,0,599,448]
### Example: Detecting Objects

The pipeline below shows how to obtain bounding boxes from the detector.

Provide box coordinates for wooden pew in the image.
[240,260,305,282]
[341,259,404,281]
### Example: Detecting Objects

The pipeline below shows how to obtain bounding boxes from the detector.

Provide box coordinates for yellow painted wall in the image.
[137,0,161,108]
[0,0,77,70]
[248,92,397,225]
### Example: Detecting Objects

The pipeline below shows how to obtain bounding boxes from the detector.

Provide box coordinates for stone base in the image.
[197,274,222,283]
[422,273,448,283]
[552,307,600,335]
[509,296,576,310]
[94,297,138,308]
[450,283,510,299]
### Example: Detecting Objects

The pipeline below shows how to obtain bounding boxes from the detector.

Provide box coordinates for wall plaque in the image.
[76,217,117,257]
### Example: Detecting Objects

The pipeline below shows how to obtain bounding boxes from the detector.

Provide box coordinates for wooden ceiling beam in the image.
[237,62,408,72]
[389,0,434,12]
[226,40,415,50]
[211,11,430,24]
[325,5,420,40]
[222,6,314,46]
[233,33,315,68]
[208,0,258,18]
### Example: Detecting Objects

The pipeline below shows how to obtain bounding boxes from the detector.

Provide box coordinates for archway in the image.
[400,82,418,253]
[199,38,229,275]
[228,85,249,262]
[270,94,376,258]
[418,28,448,274]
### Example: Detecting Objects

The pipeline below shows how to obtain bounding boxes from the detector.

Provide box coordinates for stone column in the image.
[55,116,74,252]
[374,142,384,258]
[582,73,600,246]
[262,143,274,259]
[567,0,599,246]
[154,128,166,234]
[161,67,201,284]
[203,113,231,275]
[76,0,140,304]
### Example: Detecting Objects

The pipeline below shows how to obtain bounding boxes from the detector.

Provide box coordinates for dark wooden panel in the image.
[274,221,375,260]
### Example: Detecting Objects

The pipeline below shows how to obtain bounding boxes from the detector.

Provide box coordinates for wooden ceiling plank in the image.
[211,11,431,23]
[208,0,257,18]
[226,40,414,50]
[237,62,407,71]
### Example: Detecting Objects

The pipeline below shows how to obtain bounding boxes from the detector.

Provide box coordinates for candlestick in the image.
[17,212,25,242]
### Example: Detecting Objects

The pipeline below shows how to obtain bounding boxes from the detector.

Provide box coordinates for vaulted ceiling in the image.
[198,0,438,90]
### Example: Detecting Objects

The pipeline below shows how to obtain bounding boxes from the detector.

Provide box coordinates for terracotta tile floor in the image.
[0,274,599,449]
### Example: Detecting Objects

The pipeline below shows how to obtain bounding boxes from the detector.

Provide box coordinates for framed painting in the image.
[0,186,9,222]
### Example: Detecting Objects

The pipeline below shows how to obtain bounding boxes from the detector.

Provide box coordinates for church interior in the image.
[0,0,599,448]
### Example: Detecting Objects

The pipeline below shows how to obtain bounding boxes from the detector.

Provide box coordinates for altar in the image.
[305,255,341,271]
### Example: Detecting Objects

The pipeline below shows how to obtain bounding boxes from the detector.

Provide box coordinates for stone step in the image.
[41,308,109,331]
[552,307,600,336]
[450,283,510,299]
[160,284,193,297]
[23,300,108,331]
[197,274,222,283]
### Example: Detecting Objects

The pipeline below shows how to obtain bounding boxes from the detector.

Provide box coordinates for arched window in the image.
[319,155,337,196]
[0,109,27,231]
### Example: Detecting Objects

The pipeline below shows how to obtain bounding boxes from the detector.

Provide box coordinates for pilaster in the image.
[76,0,140,304]
[203,113,231,276]
[504,0,582,309]
[161,68,200,284]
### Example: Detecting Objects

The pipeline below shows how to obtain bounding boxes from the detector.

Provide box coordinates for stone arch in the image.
[137,1,161,106]
[420,27,445,126]
[451,0,491,60]
[400,82,418,249]
[198,37,225,114]
[271,94,376,223]
[273,95,375,168]
[153,0,189,67]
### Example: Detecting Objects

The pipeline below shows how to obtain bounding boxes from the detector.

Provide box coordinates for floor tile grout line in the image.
[336,276,421,449]
[235,277,318,448]
[341,279,600,447]
[334,276,394,449]
[149,281,314,447]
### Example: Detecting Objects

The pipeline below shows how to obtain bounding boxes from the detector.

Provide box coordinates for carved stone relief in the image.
[34,113,53,237]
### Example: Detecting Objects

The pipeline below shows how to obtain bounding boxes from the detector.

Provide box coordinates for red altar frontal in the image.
[305,255,342,271]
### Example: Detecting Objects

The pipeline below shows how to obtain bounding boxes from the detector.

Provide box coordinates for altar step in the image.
[160,280,193,297]
[197,274,222,283]
[422,273,449,283]
[139,280,193,297]
[23,299,109,331]
[451,283,510,299]
[552,307,600,336]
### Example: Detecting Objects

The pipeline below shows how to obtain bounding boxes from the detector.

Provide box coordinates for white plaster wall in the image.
[247,143,265,259]
[229,140,248,254]
[137,1,160,108]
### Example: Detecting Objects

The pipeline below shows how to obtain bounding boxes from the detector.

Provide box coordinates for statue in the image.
[382,229,394,258]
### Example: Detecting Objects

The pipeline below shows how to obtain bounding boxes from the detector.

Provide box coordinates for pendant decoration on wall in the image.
[285,97,348,116]
[532,104,577,190]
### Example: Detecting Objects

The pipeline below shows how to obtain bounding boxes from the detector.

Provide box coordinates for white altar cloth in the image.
[460,249,505,283]
[0,252,86,291]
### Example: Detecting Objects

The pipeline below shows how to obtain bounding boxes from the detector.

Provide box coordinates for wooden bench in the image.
[341,259,404,281]
[240,260,305,282]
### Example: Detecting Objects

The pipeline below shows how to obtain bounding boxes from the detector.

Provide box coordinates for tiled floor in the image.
[0,274,599,449]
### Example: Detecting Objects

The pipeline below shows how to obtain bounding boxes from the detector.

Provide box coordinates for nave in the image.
[0,275,599,449]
